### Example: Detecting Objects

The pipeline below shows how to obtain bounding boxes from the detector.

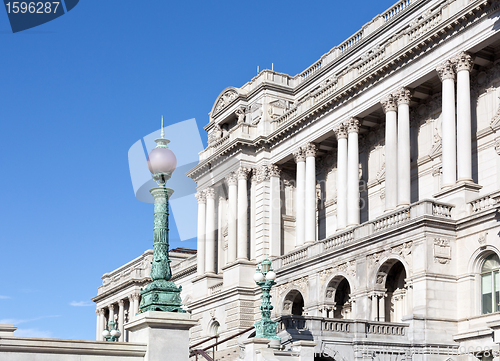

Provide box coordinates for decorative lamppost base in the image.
[254,319,280,340]
[140,280,185,313]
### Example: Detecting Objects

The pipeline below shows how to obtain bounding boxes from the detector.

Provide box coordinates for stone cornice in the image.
[187,0,492,181]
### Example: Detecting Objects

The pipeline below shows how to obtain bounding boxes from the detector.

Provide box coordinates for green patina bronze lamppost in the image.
[253,258,280,341]
[138,117,185,313]
[102,320,121,342]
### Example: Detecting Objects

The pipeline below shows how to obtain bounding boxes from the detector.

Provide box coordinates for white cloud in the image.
[69,301,94,307]
[15,328,52,338]
[0,295,10,299]
[0,315,59,325]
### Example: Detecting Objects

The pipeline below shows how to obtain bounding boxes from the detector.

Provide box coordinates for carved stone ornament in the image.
[396,87,412,105]
[436,59,455,81]
[478,232,488,246]
[195,191,206,204]
[333,124,348,140]
[237,167,250,180]
[319,267,334,285]
[235,107,246,124]
[256,165,271,183]
[347,117,360,133]
[453,51,473,72]
[214,90,238,114]
[381,94,397,113]
[293,147,306,163]
[337,260,356,277]
[205,187,215,199]
[303,143,317,157]
[495,138,500,155]
[276,276,309,296]
[433,238,451,264]
[226,172,238,186]
[269,164,281,178]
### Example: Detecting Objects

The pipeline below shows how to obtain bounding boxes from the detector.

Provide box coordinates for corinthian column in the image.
[437,60,456,188]
[347,118,360,226]
[381,94,398,210]
[334,124,348,229]
[269,165,281,257]
[118,299,124,342]
[454,52,474,182]
[294,148,306,246]
[397,88,411,206]
[237,167,249,260]
[304,143,317,243]
[227,173,238,263]
[195,191,206,276]
[205,187,216,274]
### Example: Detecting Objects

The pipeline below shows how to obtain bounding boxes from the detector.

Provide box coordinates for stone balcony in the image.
[273,191,500,270]
[278,315,409,345]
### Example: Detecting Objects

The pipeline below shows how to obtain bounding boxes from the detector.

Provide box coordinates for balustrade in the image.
[372,208,411,232]
[383,0,412,22]
[469,193,499,213]
[323,230,355,251]
[282,248,308,266]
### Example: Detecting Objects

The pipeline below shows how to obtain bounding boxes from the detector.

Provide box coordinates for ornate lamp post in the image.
[102,320,121,342]
[138,117,185,313]
[253,258,280,341]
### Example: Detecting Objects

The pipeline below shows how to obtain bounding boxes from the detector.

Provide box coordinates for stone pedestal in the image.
[125,311,197,361]
[192,273,223,299]
[222,259,256,289]
[433,181,482,218]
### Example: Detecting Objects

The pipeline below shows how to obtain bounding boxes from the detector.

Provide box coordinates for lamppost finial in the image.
[161,115,165,139]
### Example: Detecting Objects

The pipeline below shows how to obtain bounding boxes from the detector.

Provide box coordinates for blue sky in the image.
[0,0,397,340]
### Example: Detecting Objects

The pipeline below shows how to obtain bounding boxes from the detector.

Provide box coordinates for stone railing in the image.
[372,208,411,232]
[212,134,230,150]
[282,247,308,266]
[275,200,455,269]
[322,319,352,333]
[383,0,412,22]
[339,30,363,54]
[277,315,408,340]
[366,321,407,336]
[323,229,355,251]
[300,59,323,81]
[469,191,500,214]
[209,282,223,295]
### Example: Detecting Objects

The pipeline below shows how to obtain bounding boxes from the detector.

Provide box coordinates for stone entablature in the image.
[191,0,491,175]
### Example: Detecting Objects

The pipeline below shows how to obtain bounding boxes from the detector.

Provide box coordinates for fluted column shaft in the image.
[304,143,317,243]
[227,174,238,262]
[335,125,348,229]
[250,172,257,260]
[96,309,102,340]
[195,191,206,276]
[237,167,249,260]
[132,293,140,316]
[294,149,306,246]
[118,300,124,342]
[108,304,115,326]
[455,52,473,182]
[347,118,360,225]
[269,165,281,257]
[397,88,411,206]
[438,60,456,187]
[205,187,216,274]
[382,95,398,210]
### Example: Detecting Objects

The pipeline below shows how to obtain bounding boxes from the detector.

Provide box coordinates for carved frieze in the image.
[214,90,238,114]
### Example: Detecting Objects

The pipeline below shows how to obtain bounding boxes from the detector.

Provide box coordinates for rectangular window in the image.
[495,271,499,312]
[482,273,493,314]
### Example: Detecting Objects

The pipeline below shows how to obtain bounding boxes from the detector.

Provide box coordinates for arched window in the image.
[481,253,500,315]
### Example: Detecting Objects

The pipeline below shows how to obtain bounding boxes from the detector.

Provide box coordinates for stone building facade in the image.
[95,0,500,359]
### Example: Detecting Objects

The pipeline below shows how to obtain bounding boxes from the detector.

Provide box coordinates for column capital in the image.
[118,299,124,306]
[237,166,250,180]
[195,191,206,204]
[437,59,455,81]
[333,124,348,140]
[303,143,317,157]
[256,165,271,183]
[269,164,281,178]
[381,94,397,113]
[293,148,306,163]
[98,308,106,315]
[396,87,412,105]
[347,118,360,133]
[132,293,141,301]
[226,172,238,186]
[108,304,115,312]
[205,187,216,199]
[250,168,258,183]
[453,51,473,72]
